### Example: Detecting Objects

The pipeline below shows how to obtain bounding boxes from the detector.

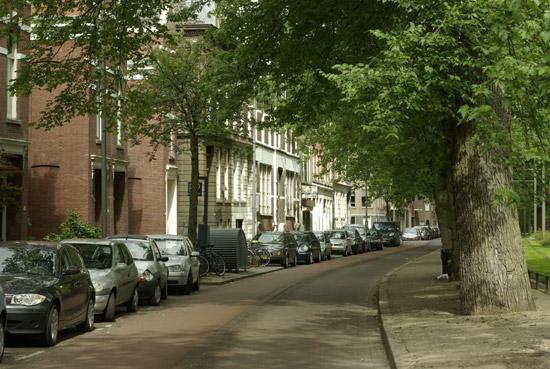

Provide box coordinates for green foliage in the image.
[0,0,202,131]
[44,209,101,241]
[523,238,550,274]
[123,35,251,147]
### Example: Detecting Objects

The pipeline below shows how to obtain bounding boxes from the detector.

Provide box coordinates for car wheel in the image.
[126,287,139,312]
[41,304,59,346]
[77,298,95,332]
[103,291,116,322]
[192,273,200,291]
[149,282,162,306]
[0,318,4,362]
[184,272,193,295]
[161,279,168,300]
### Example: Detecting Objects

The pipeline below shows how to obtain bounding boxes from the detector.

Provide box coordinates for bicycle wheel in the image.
[247,249,255,268]
[210,252,226,276]
[199,255,209,277]
[258,249,271,267]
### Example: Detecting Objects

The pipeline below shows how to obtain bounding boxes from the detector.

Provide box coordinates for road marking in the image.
[15,351,45,361]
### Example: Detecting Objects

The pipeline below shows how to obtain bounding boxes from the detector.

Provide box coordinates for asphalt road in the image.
[3,240,439,369]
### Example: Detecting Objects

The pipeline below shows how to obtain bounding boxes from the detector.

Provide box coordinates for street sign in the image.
[187,181,203,196]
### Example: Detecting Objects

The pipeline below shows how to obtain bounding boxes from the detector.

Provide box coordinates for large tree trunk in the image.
[434,188,459,280]
[453,90,534,314]
[187,133,200,245]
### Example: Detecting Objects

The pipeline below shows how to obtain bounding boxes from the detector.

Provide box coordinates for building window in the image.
[241,158,247,202]
[116,84,123,146]
[233,155,240,202]
[350,191,356,207]
[361,189,366,207]
[215,148,221,200]
[6,38,18,120]
[96,115,103,142]
[223,150,229,199]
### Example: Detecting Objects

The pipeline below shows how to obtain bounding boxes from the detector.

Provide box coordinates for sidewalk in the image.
[201,265,284,285]
[379,251,550,369]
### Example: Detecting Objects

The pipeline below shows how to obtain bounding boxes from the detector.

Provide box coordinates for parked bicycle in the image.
[247,241,271,268]
[198,245,226,277]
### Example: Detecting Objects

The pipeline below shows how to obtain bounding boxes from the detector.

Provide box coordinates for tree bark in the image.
[187,133,200,245]
[434,188,459,280]
[453,91,535,314]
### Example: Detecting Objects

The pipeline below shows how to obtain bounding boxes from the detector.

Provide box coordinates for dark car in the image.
[344,225,370,251]
[252,232,298,268]
[347,229,365,254]
[0,241,95,346]
[291,231,322,264]
[373,222,402,247]
[108,236,169,306]
[367,228,384,250]
[414,226,433,240]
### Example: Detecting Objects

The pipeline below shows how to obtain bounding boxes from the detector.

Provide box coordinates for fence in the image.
[528,270,550,293]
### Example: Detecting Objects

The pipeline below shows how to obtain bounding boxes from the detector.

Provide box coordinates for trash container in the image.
[209,228,248,272]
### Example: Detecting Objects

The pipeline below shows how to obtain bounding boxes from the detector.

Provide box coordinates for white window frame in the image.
[6,39,18,120]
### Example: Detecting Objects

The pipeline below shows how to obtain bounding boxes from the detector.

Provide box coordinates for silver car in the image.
[326,230,353,256]
[108,236,169,306]
[148,235,200,295]
[0,285,6,362]
[63,239,140,321]
[313,231,332,260]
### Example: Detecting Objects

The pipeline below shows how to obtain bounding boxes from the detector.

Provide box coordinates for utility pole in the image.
[364,182,368,228]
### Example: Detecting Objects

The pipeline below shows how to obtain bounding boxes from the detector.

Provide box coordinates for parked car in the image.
[347,229,365,254]
[252,232,298,268]
[367,228,384,250]
[0,286,6,362]
[291,231,322,264]
[344,225,371,251]
[373,222,402,246]
[414,226,433,240]
[313,231,332,260]
[148,235,200,295]
[326,230,353,256]
[62,239,139,321]
[402,227,421,241]
[107,236,169,306]
[0,241,95,346]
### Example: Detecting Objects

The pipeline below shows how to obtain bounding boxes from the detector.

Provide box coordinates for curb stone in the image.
[378,256,423,369]
[201,266,284,285]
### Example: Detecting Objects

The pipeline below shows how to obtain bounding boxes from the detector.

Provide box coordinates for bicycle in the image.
[198,245,226,277]
[247,243,271,268]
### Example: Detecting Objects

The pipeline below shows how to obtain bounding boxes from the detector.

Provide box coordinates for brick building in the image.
[28,92,129,238]
[0,22,30,241]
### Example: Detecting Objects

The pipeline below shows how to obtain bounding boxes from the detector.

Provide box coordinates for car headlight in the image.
[11,294,46,306]
[168,264,184,272]
[142,270,154,282]
[299,245,309,252]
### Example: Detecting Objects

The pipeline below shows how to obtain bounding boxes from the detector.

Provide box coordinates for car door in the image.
[66,246,90,321]
[310,233,320,257]
[58,247,79,324]
[151,241,168,287]
[113,243,132,304]
[186,239,199,282]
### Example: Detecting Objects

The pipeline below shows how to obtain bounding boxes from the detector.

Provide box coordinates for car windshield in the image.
[121,240,153,261]
[329,231,346,240]
[257,233,283,243]
[155,240,187,256]
[292,233,306,242]
[71,243,112,269]
[314,233,327,242]
[0,246,57,276]
[374,223,398,231]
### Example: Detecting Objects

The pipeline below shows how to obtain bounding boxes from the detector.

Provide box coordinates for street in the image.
[3,241,439,369]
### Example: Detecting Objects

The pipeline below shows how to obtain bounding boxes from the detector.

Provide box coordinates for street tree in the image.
[215,0,549,313]
[122,35,250,244]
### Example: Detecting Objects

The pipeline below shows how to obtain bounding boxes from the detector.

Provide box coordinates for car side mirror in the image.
[191,251,200,258]
[159,256,169,262]
[114,262,126,271]
[62,266,80,276]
